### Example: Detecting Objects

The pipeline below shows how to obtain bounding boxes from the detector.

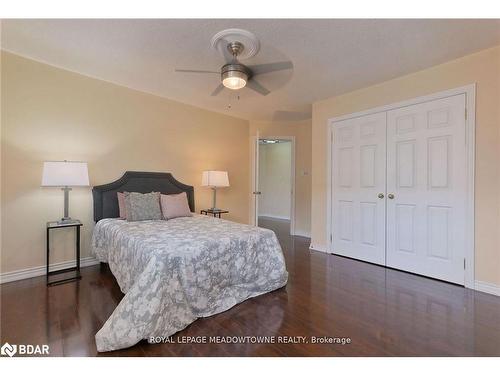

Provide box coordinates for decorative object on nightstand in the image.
[201,170,229,211]
[46,220,83,286]
[200,208,229,218]
[41,160,90,224]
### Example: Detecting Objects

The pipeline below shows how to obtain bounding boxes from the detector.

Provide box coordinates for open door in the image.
[251,133,296,234]
[250,130,261,226]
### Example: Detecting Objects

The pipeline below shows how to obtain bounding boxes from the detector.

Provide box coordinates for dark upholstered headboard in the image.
[92,171,194,222]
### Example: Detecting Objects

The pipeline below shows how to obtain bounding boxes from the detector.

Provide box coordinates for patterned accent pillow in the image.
[124,192,162,222]
[160,192,193,220]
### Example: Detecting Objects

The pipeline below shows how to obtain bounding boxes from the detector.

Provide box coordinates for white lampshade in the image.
[41,161,89,187]
[201,171,229,188]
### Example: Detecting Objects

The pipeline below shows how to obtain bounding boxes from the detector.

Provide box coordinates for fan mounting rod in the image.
[227,41,244,58]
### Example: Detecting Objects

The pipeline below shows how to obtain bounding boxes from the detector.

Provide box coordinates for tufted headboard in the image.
[92,171,194,222]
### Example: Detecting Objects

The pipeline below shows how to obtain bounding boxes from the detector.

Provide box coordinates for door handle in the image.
[253,191,262,195]
[388,193,395,199]
[378,193,384,199]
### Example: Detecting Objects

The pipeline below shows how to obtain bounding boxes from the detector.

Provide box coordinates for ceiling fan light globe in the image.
[221,69,248,90]
[223,76,246,90]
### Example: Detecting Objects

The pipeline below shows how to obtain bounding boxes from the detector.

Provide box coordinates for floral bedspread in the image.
[91,215,288,352]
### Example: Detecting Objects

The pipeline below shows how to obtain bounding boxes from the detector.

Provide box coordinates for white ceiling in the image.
[2,19,500,121]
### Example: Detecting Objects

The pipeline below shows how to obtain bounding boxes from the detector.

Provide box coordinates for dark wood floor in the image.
[1,217,500,356]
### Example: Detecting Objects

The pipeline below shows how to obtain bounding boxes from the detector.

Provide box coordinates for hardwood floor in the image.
[1,217,500,356]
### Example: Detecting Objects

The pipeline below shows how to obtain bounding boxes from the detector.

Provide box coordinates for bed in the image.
[91,171,288,352]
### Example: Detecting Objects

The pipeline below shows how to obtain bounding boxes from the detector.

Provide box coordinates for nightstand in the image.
[46,220,83,286]
[200,209,229,218]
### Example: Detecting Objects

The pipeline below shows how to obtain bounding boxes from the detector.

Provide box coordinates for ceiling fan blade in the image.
[175,69,220,74]
[210,84,225,96]
[246,79,270,96]
[248,61,293,75]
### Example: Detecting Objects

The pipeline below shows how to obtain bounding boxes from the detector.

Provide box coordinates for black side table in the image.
[200,209,229,218]
[46,220,83,286]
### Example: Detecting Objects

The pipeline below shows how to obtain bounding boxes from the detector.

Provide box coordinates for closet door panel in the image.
[332,112,387,265]
[386,94,467,285]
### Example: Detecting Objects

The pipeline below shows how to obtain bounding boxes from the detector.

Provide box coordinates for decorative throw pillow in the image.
[160,192,192,220]
[124,192,162,221]
[117,192,128,219]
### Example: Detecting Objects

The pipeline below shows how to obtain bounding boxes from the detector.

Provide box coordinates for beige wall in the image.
[312,45,500,285]
[250,120,312,237]
[1,51,250,273]
[258,141,292,219]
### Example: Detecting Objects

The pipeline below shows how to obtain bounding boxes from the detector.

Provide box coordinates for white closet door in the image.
[332,112,387,265]
[386,94,467,284]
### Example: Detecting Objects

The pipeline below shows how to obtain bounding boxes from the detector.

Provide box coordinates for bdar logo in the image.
[1,342,17,357]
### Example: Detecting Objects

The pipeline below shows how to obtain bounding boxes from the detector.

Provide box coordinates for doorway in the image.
[251,136,295,236]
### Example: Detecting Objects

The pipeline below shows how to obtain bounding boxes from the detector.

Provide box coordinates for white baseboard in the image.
[258,214,291,221]
[0,257,100,284]
[293,230,311,238]
[309,242,330,253]
[474,280,500,296]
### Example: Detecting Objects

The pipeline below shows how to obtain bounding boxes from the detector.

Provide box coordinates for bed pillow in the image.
[124,192,162,221]
[160,192,192,220]
[117,192,128,219]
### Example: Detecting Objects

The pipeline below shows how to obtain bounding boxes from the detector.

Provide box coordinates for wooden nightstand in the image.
[46,220,83,286]
[200,209,229,218]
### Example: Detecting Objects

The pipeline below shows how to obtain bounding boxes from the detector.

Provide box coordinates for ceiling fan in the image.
[175,41,293,96]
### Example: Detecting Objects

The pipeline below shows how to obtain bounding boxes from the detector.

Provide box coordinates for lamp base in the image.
[58,187,78,225]
[211,187,218,212]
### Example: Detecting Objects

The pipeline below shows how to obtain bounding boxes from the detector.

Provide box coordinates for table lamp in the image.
[201,171,229,211]
[41,161,90,224]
